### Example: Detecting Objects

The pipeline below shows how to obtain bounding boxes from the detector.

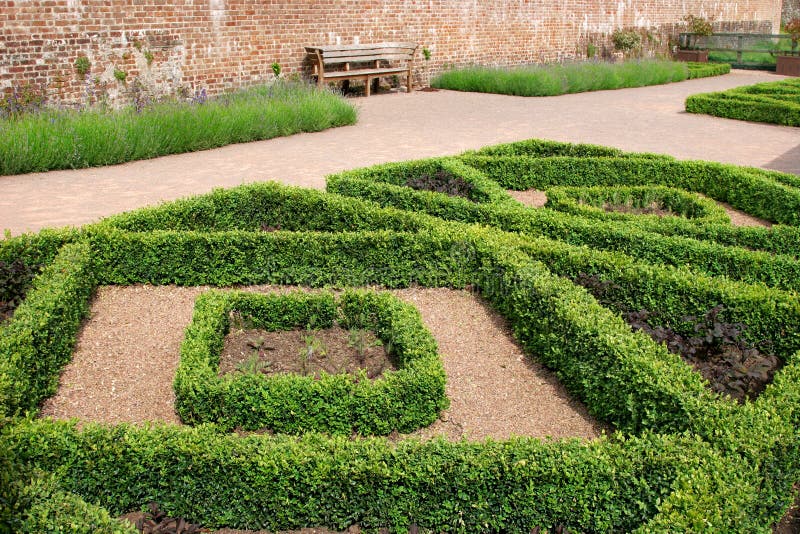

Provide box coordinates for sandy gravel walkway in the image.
[41,285,603,441]
[1,70,795,235]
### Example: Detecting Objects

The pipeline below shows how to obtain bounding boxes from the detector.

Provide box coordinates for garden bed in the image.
[0,80,357,176]
[685,77,800,126]
[430,60,728,97]
[3,138,800,532]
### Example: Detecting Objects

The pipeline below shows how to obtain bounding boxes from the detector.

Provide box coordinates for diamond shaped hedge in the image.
[1,139,800,532]
[175,288,447,435]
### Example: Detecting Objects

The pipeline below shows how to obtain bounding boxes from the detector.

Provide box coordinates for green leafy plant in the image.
[683,15,713,50]
[586,42,598,59]
[73,56,91,78]
[611,28,643,54]
[422,47,431,61]
[143,50,155,67]
[235,337,273,375]
[271,62,281,77]
[113,68,128,84]
[0,84,47,119]
[684,14,714,36]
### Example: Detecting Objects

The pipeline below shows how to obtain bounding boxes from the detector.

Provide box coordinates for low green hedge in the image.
[15,474,137,534]
[327,164,800,292]
[3,420,724,533]
[685,77,800,127]
[3,138,800,531]
[88,224,800,427]
[0,241,96,417]
[175,289,447,434]
[459,153,800,225]
[686,61,731,79]
[543,185,730,225]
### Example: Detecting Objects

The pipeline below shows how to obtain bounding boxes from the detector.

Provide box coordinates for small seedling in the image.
[271,62,282,77]
[144,50,155,66]
[422,47,431,61]
[236,352,271,375]
[300,331,327,375]
[347,329,382,366]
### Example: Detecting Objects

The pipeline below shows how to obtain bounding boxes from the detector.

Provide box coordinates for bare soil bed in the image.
[41,285,604,442]
[601,201,674,216]
[219,326,392,379]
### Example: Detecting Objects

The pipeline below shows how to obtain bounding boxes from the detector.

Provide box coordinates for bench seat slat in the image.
[322,67,410,78]
[324,54,415,64]
[306,42,416,52]
[321,49,415,59]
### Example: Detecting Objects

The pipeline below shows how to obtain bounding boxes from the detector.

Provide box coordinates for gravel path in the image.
[41,285,603,441]
[1,70,795,236]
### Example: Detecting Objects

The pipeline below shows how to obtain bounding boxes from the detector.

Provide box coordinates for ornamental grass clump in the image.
[431,59,690,97]
[0,80,357,176]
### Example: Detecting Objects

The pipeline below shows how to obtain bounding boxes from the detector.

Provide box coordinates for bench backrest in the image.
[305,43,417,65]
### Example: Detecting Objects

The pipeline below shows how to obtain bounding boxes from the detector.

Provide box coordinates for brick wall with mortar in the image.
[0,0,783,107]
[785,0,800,24]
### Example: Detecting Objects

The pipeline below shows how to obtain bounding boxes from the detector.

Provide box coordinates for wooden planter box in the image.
[675,50,709,63]
[776,55,800,77]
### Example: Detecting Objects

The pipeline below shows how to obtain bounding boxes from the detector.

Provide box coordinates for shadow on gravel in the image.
[767,143,800,176]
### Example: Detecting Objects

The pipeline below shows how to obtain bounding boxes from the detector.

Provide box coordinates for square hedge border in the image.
[175,288,447,435]
[542,185,730,226]
[1,139,800,531]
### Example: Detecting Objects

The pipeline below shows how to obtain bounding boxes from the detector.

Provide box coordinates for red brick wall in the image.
[0,0,782,106]
[785,0,800,24]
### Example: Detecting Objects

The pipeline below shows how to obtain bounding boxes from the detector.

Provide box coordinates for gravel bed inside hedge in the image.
[40,285,604,441]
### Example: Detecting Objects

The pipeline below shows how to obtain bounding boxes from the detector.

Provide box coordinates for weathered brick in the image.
[0,0,783,107]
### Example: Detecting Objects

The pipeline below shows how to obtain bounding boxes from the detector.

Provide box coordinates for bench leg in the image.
[407,70,413,93]
[365,76,371,97]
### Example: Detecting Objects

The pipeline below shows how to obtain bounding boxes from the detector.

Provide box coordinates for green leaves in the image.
[176,289,446,435]
[3,137,800,531]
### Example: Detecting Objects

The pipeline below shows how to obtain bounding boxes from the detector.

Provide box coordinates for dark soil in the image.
[572,274,780,403]
[0,258,39,323]
[121,504,203,533]
[775,484,800,534]
[219,326,394,379]
[406,170,475,199]
[599,201,676,217]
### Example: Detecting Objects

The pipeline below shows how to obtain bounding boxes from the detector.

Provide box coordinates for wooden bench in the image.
[305,42,418,97]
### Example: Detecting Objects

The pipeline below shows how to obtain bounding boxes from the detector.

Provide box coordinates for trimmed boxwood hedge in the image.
[686,77,800,127]
[687,61,731,79]
[2,138,800,532]
[328,160,800,292]
[543,185,731,225]
[175,289,447,434]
